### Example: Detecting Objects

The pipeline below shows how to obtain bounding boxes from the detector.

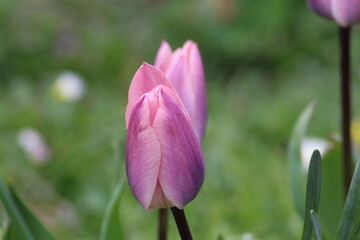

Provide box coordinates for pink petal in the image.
[154,41,173,73]
[149,182,173,210]
[125,63,189,128]
[153,89,205,209]
[166,41,207,142]
[185,41,207,141]
[307,0,332,19]
[126,95,161,210]
[332,0,360,26]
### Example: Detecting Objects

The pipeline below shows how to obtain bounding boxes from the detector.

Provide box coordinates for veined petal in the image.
[154,41,173,73]
[332,0,360,26]
[166,41,207,142]
[149,182,173,210]
[125,63,189,128]
[153,89,205,209]
[185,41,207,141]
[126,95,162,210]
[308,0,332,19]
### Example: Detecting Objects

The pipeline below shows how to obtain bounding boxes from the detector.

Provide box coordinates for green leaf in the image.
[4,224,16,240]
[318,142,343,238]
[99,180,125,240]
[336,161,360,240]
[301,150,322,240]
[310,210,323,240]
[0,181,56,240]
[288,102,316,217]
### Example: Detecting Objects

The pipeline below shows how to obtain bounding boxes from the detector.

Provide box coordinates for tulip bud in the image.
[155,40,207,142]
[308,0,360,26]
[125,64,205,210]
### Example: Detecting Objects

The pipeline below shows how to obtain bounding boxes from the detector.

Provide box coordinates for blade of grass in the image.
[99,179,125,240]
[0,181,33,240]
[4,224,16,240]
[0,181,56,240]
[336,161,360,240]
[301,150,322,240]
[318,142,343,238]
[99,139,125,240]
[288,102,316,217]
[310,210,323,240]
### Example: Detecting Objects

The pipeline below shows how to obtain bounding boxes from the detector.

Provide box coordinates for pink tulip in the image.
[155,40,207,142]
[125,63,205,210]
[308,0,360,26]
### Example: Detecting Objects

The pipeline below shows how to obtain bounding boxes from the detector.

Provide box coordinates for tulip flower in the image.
[155,40,207,142]
[308,0,360,26]
[125,63,205,210]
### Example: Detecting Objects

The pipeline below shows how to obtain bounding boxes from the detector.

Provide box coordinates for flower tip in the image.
[160,40,171,48]
[140,62,151,68]
[183,40,198,49]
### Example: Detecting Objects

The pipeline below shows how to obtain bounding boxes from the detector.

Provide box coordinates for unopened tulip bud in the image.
[155,40,207,142]
[308,0,360,26]
[125,64,205,210]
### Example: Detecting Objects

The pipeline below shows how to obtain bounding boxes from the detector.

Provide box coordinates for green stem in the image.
[158,209,168,240]
[171,207,193,240]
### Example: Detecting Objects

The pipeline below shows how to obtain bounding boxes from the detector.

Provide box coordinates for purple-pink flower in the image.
[308,0,360,26]
[125,63,205,211]
[155,40,207,142]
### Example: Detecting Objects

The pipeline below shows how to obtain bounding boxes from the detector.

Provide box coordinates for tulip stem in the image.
[339,26,352,197]
[171,207,193,240]
[158,209,168,240]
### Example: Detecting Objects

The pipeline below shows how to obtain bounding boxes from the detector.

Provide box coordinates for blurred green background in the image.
[1,0,360,239]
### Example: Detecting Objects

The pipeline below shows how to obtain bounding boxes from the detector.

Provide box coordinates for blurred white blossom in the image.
[17,128,50,163]
[55,200,80,230]
[221,232,257,240]
[52,71,85,102]
[301,137,332,170]
[240,232,255,240]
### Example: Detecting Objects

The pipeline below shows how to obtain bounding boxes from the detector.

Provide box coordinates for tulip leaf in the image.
[310,210,323,240]
[0,181,56,240]
[288,102,316,217]
[335,160,360,240]
[301,150,322,240]
[99,179,125,240]
[317,142,343,238]
[4,224,16,240]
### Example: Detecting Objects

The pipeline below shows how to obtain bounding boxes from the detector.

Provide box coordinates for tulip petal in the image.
[154,41,173,73]
[153,89,205,209]
[166,41,207,141]
[125,63,190,128]
[332,0,360,26]
[185,41,207,141]
[126,95,162,210]
[149,182,173,209]
[308,0,332,19]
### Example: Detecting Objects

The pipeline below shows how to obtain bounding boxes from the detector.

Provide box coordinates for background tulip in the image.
[155,40,207,142]
[308,0,360,26]
[126,84,204,210]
